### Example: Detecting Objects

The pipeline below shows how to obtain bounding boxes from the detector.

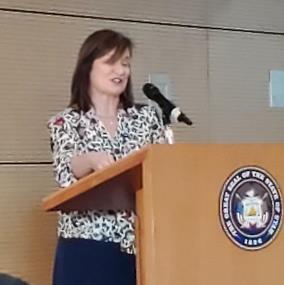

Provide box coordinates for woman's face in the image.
[89,48,131,98]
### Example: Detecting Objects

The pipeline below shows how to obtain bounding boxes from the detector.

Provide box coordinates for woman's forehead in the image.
[100,48,131,63]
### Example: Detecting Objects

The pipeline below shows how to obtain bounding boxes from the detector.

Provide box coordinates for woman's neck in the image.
[90,92,120,117]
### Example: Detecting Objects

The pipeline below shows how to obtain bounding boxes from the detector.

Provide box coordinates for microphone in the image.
[142,83,193,126]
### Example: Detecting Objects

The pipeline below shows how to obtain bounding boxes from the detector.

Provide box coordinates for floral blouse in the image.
[48,104,166,254]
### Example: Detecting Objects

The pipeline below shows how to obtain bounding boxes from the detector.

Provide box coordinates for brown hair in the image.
[70,29,134,112]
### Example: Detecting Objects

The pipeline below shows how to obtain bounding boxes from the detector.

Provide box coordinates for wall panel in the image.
[208,0,284,32]
[208,30,284,142]
[1,1,284,32]
[0,165,56,285]
[0,0,207,25]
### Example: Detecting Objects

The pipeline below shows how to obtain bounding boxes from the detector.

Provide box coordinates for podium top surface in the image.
[42,146,149,211]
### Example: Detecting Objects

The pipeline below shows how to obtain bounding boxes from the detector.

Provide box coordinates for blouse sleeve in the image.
[47,115,79,187]
[148,106,167,144]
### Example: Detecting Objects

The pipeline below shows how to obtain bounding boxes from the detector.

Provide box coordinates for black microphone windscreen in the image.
[142,83,159,100]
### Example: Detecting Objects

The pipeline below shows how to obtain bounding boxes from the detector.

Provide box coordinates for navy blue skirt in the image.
[53,238,136,285]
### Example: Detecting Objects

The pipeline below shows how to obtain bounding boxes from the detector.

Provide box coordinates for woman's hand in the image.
[71,151,115,179]
[86,151,115,171]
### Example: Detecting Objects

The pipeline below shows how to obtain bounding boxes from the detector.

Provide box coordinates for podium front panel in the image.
[136,144,284,285]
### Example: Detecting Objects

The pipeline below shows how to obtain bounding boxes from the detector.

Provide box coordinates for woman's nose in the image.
[114,62,126,75]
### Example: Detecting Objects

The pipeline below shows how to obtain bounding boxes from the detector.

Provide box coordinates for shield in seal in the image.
[219,166,283,250]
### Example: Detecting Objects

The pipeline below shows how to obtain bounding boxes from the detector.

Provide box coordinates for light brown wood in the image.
[42,146,148,211]
[42,144,284,284]
[137,144,284,285]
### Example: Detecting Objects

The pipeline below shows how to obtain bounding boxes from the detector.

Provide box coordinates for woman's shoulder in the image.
[47,107,80,129]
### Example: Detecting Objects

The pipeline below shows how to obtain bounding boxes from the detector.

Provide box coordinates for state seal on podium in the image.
[220,166,283,250]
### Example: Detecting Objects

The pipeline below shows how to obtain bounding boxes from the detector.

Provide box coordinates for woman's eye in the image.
[122,62,130,67]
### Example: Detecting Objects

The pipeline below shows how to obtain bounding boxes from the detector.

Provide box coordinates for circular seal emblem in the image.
[220,166,282,250]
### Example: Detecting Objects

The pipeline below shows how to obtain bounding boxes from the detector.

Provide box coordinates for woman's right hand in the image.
[86,151,115,171]
[71,151,115,179]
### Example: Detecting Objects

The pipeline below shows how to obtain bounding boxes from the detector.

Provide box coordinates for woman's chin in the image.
[107,88,125,97]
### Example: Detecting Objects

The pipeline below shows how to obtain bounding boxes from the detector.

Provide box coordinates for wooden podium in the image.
[43,144,284,285]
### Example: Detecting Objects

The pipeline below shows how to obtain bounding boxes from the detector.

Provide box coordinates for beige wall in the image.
[0,1,284,284]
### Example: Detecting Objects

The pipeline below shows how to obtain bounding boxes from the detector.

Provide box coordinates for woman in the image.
[48,29,166,285]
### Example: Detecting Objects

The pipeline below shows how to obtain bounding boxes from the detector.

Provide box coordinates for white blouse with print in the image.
[48,104,166,254]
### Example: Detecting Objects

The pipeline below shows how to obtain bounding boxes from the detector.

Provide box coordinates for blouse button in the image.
[114,148,120,154]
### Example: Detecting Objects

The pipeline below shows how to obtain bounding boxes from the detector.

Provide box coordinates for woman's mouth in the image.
[111,78,123,84]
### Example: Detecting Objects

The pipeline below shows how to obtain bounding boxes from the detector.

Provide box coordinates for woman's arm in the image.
[48,114,115,186]
[71,151,114,178]
[48,115,80,187]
